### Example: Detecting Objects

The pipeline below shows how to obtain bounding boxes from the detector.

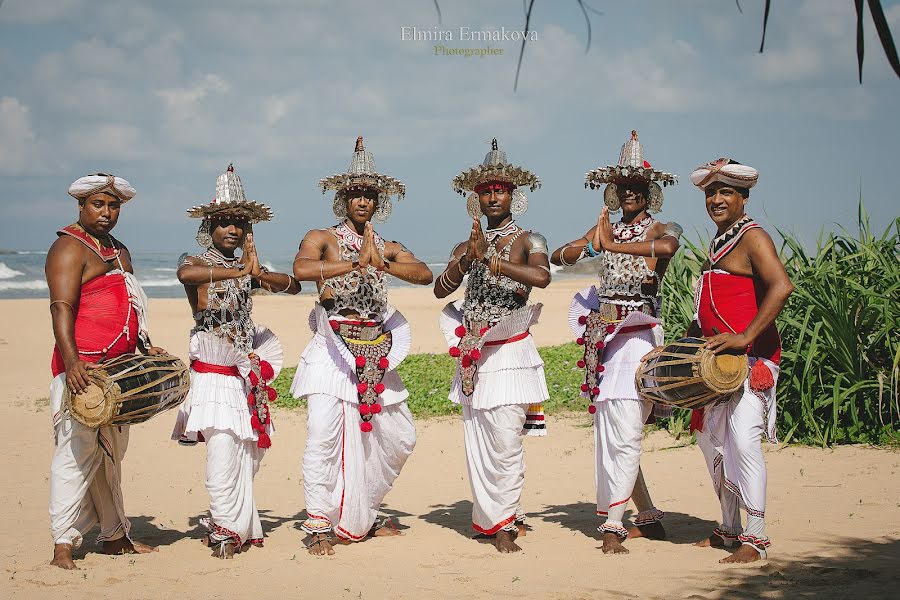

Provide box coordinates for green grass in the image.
[273,343,587,417]
[273,202,899,447]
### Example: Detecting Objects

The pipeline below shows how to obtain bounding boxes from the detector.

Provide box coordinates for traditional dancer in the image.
[291,137,432,556]
[688,158,793,563]
[434,139,550,553]
[172,164,300,558]
[551,131,681,554]
[46,174,162,569]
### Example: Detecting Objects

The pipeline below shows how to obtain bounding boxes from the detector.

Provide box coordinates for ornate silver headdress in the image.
[319,136,406,224]
[187,164,274,223]
[452,138,541,218]
[584,131,676,213]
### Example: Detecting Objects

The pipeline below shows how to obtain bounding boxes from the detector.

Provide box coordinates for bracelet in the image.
[280,275,294,293]
[50,299,75,312]
[650,240,656,259]
[319,261,325,283]
[458,257,471,273]
[586,240,600,257]
[443,266,462,287]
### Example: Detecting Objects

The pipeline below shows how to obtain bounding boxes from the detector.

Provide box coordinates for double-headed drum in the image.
[65,353,191,428]
[636,337,748,409]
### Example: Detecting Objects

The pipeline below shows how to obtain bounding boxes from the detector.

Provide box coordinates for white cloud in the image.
[156,74,230,117]
[0,96,47,175]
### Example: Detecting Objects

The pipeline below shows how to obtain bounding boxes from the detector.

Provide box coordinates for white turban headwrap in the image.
[68,173,136,202]
[690,158,758,190]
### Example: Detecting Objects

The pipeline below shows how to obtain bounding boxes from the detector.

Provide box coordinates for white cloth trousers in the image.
[462,404,527,535]
[301,394,416,541]
[593,398,652,535]
[204,430,265,545]
[696,360,779,549]
[49,374,130,547]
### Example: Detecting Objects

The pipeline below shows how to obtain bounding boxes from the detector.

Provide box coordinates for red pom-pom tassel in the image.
[370,403,382,414]
[606,325,616,334]
[355,355,367,368]
[248,371,259,387]
[360,421,373,433]
[449,346,461,358]
[378,357,389,369]
[359,403,371,416]
[461,355,472,368]
[596,365,605,373]
[374,383,385,394]
[454,325,467,338]
[591,386,600,396]
[330,320,340,331]
[749,360,775,391]
[266,387,277,401]
[257,432,271,449]
[469,348,482,361]
[588,404,597,414]
[357,382,368,394]
[576,337,585,346]
[247,391,256,406]
[577,359,586,368]
[250,414,263,431]
[259,361,274,382]
[580,383,589,393]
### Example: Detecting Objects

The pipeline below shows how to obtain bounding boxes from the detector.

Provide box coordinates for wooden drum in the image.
[636,337,748,409]
[65,353,191,428]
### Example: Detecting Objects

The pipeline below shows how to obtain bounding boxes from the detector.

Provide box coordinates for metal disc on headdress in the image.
[466,193,482,219]
[187,164,274,222]
[511,188,529,215]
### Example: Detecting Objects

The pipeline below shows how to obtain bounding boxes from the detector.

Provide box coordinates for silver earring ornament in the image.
[511,189,528,215]
[604,184,622,212]
[196,220,213,248]
[332,194,348,219]
[466,193,483,219]
[372,193,392,224]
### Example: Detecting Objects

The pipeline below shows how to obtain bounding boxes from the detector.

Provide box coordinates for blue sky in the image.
[1,0,898,261]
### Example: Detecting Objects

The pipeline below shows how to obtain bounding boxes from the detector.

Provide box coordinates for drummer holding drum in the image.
[46,174,164,569]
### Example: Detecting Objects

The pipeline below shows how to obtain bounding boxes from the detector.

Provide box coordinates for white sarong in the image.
[696,358,779,552]
[49,374,130,547]
[299,394,416,540]
[171,327,282,546]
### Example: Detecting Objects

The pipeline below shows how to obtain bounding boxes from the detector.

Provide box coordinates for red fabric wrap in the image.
[697,271,781,364]
[190,360,242,378]
[51,273,138,376]
[473,180,515,194]
[58,224,121,262]
[483,331,531,347]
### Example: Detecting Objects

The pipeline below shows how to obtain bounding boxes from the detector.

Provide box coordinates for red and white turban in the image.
[68,173,136,202]
[690,158,758,190]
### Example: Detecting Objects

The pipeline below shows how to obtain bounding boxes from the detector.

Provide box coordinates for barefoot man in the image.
[434,139,551,553]
[551,131,681,554]
[172,164,300,558]
[291,137,433,556]
[688,158,793,563]
[46,174,162,568]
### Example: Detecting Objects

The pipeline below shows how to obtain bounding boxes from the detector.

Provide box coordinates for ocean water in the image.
[0,249,567,299]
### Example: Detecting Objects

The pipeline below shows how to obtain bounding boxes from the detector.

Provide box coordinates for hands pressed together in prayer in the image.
[358,222,385,271]
[592,206,614,252]
[240,232,262,278]
[461,218,488,270]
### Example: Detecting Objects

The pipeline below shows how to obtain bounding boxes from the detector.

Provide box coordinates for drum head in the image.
[66,379,115,429]
[698,350,748,396]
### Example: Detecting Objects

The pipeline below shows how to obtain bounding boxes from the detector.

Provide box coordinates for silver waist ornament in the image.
[463,222,530,326]
[322,221,388,319]
[187,247,256,353]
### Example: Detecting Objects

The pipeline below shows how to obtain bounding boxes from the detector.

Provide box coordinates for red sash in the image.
[51,273,138,376]
[58,223,123,262]
[190,360,241,378]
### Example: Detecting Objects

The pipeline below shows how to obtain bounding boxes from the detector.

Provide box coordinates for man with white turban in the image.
[686,158,793,563]
[46,173,162,569]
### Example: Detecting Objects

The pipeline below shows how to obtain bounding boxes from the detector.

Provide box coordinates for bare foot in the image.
[50,544,77,570]
[100,538,158,555]
[517,523,527,537]
[720,544,762,563]
[694,534,729,548]
[210,540,237,559]
[306,533,335,556]
[371,519,402,537]
[627,521,666,540]
[600,532,629,554]
[494,530,522,553]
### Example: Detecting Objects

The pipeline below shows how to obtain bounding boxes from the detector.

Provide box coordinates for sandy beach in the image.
[2,282,898,599]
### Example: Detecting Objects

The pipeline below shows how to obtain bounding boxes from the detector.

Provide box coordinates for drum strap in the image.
[190,360,241,378]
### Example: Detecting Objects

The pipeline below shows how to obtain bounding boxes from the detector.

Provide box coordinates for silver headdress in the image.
[319,136,406,223]
[584,131,676,213]
[187,164,274,223]
[452,138,540,218]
